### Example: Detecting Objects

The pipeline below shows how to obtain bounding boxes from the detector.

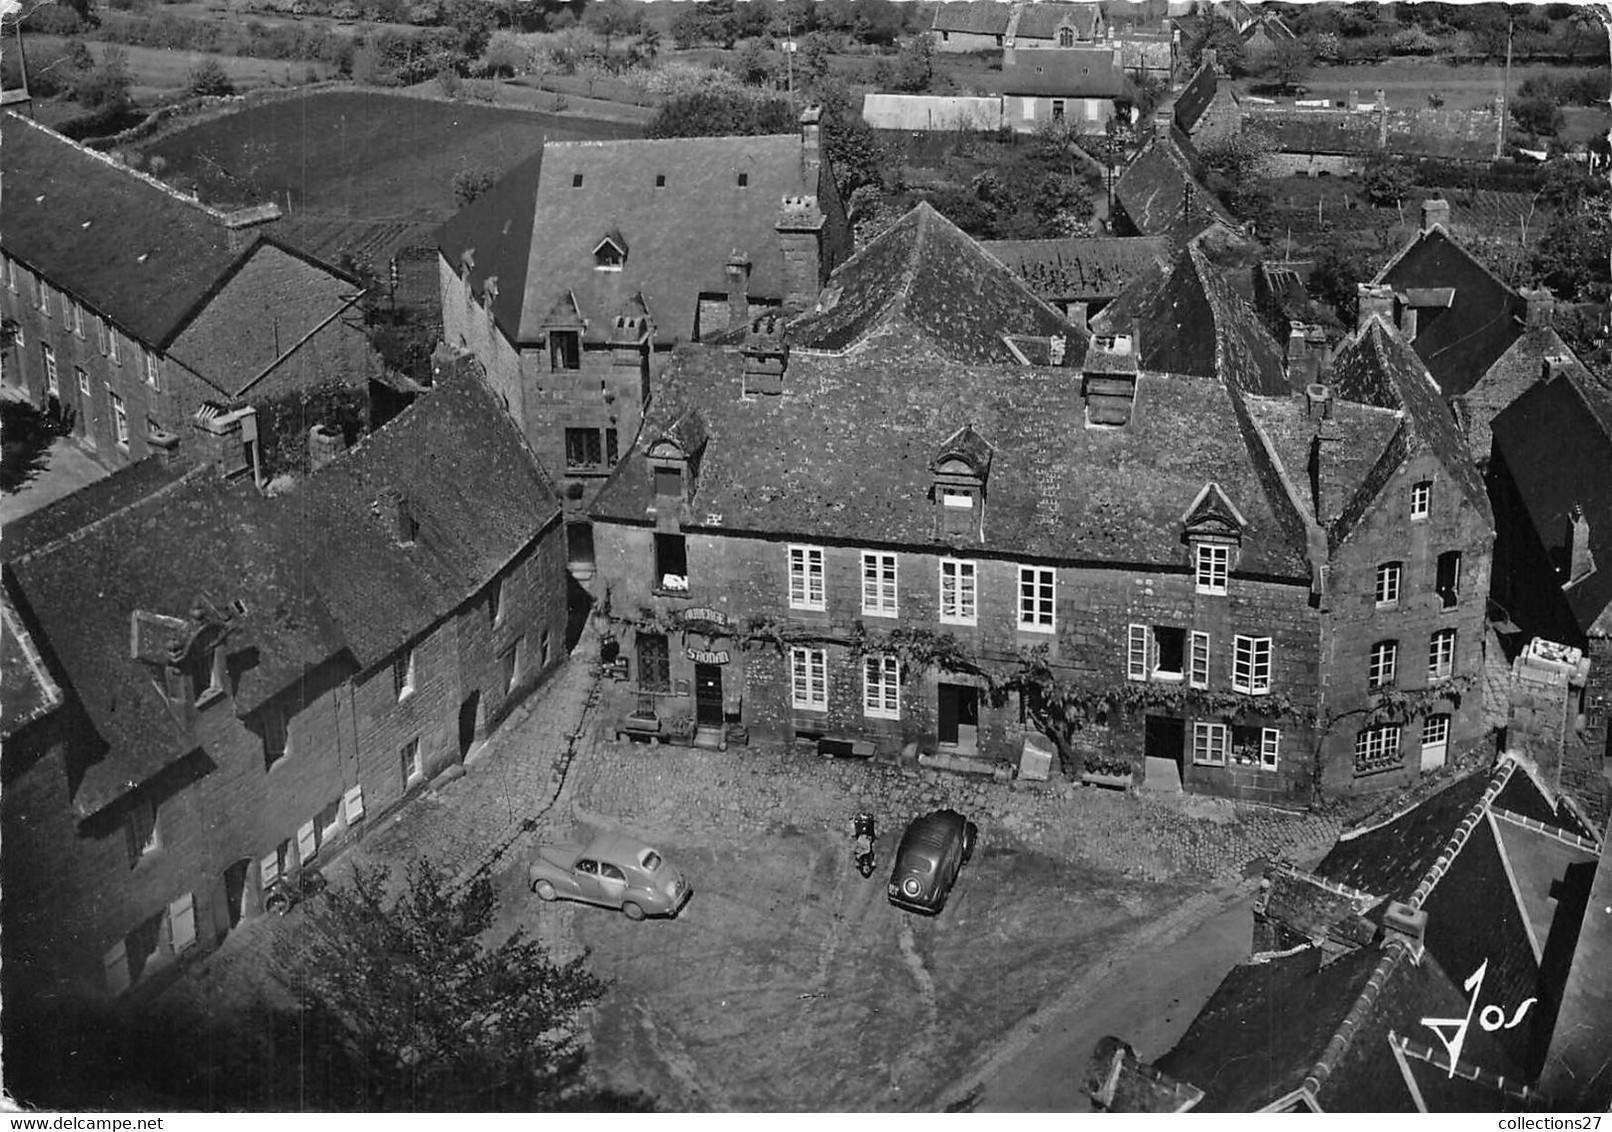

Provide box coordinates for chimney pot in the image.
[1523,288,1555,329]
[1421,198,1451,233]
[309,423,345,471]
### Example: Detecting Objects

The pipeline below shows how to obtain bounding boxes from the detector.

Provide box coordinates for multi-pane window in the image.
[938,558,977,624]
[41,344,58,395]
[1375,562,1402,607]
[499,637,522,694]
[1195,544,1229,595]
[70,298,83,337]
[790,647,828,710]
[393,648,416,701]
[38,279,51,314]
[1355,724,1403,775]
[1131,625,1186,682]
[1422,714,1450,762]
[863,655,900,719]
[144,349,161,390]
[1127,624,1149,681]
[636,632,671,692]
[111,391,128,445]
[1436,551,1462,610]
[1369,640,1398,688]
[1189,631,1211,688]
[565,427,603,468]
[1410,481,1431,520]
[861,552,898,617]
[1018,566,1055,631]
[1192,721,1229,766]
[95,315,108,354]
[1260,727,1280,770]
[124,799,160,867]
[1428,629,1457,681]
[1232,635,1272,694]
[400,737,423,786]
[788,545,826,610]
[109,327,121,364]
[75,366,89,398]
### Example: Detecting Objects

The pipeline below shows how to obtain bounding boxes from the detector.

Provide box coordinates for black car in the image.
[887,808,979,914]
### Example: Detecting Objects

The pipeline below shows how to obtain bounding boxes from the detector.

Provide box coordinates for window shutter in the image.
[1261,728,1280,769]
[297,821,317,863]
[169,893,196,953]
[104,940,131,996]
[1190,631,1210,689]
[260,850,282,888]
[344,784,366,823]
[1127,625,1150,681]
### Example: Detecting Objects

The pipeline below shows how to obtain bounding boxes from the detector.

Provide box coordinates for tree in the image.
[583,0,641,55]
[74,44,131,111]
[647,89,796,138]
[186,58,235,97]
[1262,38,1313,93]
[282,858,607,1109]
[734,40,772,86]
[1533,202,1612,302]
[1359,152,1415,209]
[453,164,498,205]
[1310,234,1372,326]
[1197,128,1276,220]
[890,32,932,93]
[1511,94,1564,138]
[1187,13,1246,77]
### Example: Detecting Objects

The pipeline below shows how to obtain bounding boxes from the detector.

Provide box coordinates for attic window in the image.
[737,173,749,187]
[594,242,624,272]
[1084,373,1137,428]
[655,174,666,187]
[572,173,584,188]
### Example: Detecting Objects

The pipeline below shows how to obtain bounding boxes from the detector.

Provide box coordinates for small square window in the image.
[655,174,666,187]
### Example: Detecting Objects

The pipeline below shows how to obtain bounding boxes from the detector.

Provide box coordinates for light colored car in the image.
[528,832,691,920]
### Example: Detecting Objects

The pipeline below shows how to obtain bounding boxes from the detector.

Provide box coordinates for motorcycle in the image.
[852,811,878,879]
[263,864,328,916]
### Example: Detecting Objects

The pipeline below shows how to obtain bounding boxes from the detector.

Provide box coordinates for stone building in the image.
[587,205,1494,807]
[981,235,1169,328]
[1171,55,1240,147]
[930,0,1013,53]
[0,114,381,471]
[434,109,850,526]
[1000,46,1129,131]
[1,372,568,1006]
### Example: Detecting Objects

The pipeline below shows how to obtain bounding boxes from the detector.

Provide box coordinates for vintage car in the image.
[887,808,979,915]
[528,832,691,920]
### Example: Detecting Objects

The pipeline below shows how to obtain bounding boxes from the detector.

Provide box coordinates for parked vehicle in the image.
[887,809,978,915]
[528,832,691,920]
[853,811,878,878]
[263,864,327,916]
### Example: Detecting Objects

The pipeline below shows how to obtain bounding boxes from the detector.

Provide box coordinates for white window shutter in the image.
[1190,631,1211,689]
[1261,728,1281,769]
[260,850,282,888]
[169,892,196,953]
[1127,625,1149,681]
[297,821,317,863]
[104,940,130,996]
[344,784,366,823]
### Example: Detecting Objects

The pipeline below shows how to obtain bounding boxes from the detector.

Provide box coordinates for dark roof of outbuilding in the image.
[981,235,1170,301]
[1000,48,1129,98]
[433,147,545,344]
[591,338,1312,578]
[1093,241,1291,396]
[1111,130,1241,242]
[1490,369,1612,638]
[1013,1,1103,39]
[1,114,252,349]
[791,203,1086,363]
[1376,225,1526,397]
[1172,61,1221,135]
[931,0,1012,36]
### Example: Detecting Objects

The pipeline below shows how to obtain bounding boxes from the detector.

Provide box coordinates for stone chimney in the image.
[191,403,261,482]
[1287,322,1324,385]
[222,203,283,253]
[726,251,752,332]
[1541,354,1572,384]
[1421,198,1451,233]
[1522,287,1555,329]
[741,312,788,397]
[309,423,345,471]
[375,486,418,545]
[776,196,827,308]
[800,103,823,188]
[1397,299,1418,342]
[1304,382,1333,420]
[1308,395,1348,526]
[1566,504,1596,587]
[1153,108,1174,135]
[1374,88,1386,110]
[1356,283,1396,332]
[1509,638,1592,792]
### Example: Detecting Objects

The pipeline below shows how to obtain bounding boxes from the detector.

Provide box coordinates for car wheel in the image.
[532,879,557,901]
[621,900,646,921]
[962,822,979,865]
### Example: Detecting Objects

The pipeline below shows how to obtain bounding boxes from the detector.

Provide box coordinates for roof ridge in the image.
[1392,1032,1536,1104]
[8,463,213,565]
[1406,758,1517,910]
[1301,940,1413,1101]
[545,134,797,151]
[7,112,233,225]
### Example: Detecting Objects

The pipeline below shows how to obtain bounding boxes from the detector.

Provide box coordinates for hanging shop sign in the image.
[680,607,731,628]
[686,648,732,665]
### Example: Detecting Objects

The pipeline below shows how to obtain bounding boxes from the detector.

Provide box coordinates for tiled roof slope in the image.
[1376,225,1526,398]
[791,203,1085,364]
[433,147,544,344]
[1455,326,1591,470]
[1490,369,1612,639]
[1112,129,1240,242]
[513,135,821,345]
[1241,394,1401,533]
[2,114,245,348]
[2,455,197,563]
[591,339,1311,578]
[931,1,1012,36]
[1540,813,1612,1110]
[278,373,562,668]
[1092,240,1290,395]
[1000,49,1128,98]
[1013,1,1102,39]
[981,235,1169,301]
[1172,61,1219,134]
[1,593,62,740]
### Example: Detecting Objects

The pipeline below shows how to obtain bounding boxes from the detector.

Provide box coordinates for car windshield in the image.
[640,850,663,871]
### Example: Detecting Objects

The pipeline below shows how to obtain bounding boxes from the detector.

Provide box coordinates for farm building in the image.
[0,368,570,1011]
[434,107,851,522]
[1000,45,1130,131]
[1245,97,1506,177]
[930,1,1012,53]
[1172,54,1240,146]
[1005,1,1106,53]
[589,206,1494,809]
[862,94,1006,133]
[0,114,383,475]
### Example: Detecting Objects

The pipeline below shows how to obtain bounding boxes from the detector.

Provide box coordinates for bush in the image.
[647,89,795,138]
[1511,94,1564,138]
[20,2,85,35]
[186,58,235,96]
[452,165,498,206]
[252,382,369,480]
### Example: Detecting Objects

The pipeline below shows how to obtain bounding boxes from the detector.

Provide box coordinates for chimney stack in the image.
[725,251,752,333]
[1287,322,1324,385]
[741,312,788,397]
[222,203,283,253]
[1374,88,1386,110]
[1421,198,1451,233]
[191,403,261,482]
[1304,382,1333,420]
[1541,354,1571,383]
[1202,47,1217,74]
[800,103,823,186]
[1523,288,1555,329]
[1356,283,1396,332]
[309,424,344,472]
[1348,88,1360,110]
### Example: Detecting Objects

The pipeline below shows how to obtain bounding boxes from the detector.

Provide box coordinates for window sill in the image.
[1192,759,1227,768]
[863,709,901,721]
[792,703,828,713]
[1195,586,1228,597]
[938,615,979,627]
[1375,601,1399,610]
[1151,671,1185,684]
[861,609,899,619]
[1232,687,1272,697]
[1017,623,1055,634]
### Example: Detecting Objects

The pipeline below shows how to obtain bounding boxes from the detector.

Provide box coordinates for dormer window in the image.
[593,232,627,272]
[645,410,707,517]
[549,329,580,370]
[1183,483,1245,596]
[931,425,992,541]
[737,172,749,187]
[655,466,682,499]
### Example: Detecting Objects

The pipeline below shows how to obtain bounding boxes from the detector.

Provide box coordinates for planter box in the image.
[918,750,1003,776]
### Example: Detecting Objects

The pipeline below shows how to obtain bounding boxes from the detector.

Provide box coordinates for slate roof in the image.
[3,374,561,817]
[1111,129,1241,242]
[1242,106,1500,163]
[931,1,1012,37]
[980,235,1170,302]
[464,134,822,347]
[432,147,545,344]
[1241,393,1401,532]
[1012,1,1102,40]
[1540,812,1612,1110]
[593,330,1312,578]
[1000,49,1128,98]
[1375,225,1526,398]
[1455,326,1591,471]
[2,114,255,349]
[791,203,1086,364]
[2,455,197,563]
[1091,240,1291,396]
[1172,61,1220,135]
[1,592,62,740]
[1490,369,1612,639]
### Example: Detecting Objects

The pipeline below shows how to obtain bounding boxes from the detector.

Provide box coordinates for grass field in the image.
[139,89,644,216]
[26,34,338,103]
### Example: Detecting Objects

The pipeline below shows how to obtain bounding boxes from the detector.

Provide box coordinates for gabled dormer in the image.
[593,229,628,272]
[931,424,993,539]
[131,600,236,712]
[609,292,653,370]
[1182,482,1246,595]
[646,409,709,513]
[542,290,585,372]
